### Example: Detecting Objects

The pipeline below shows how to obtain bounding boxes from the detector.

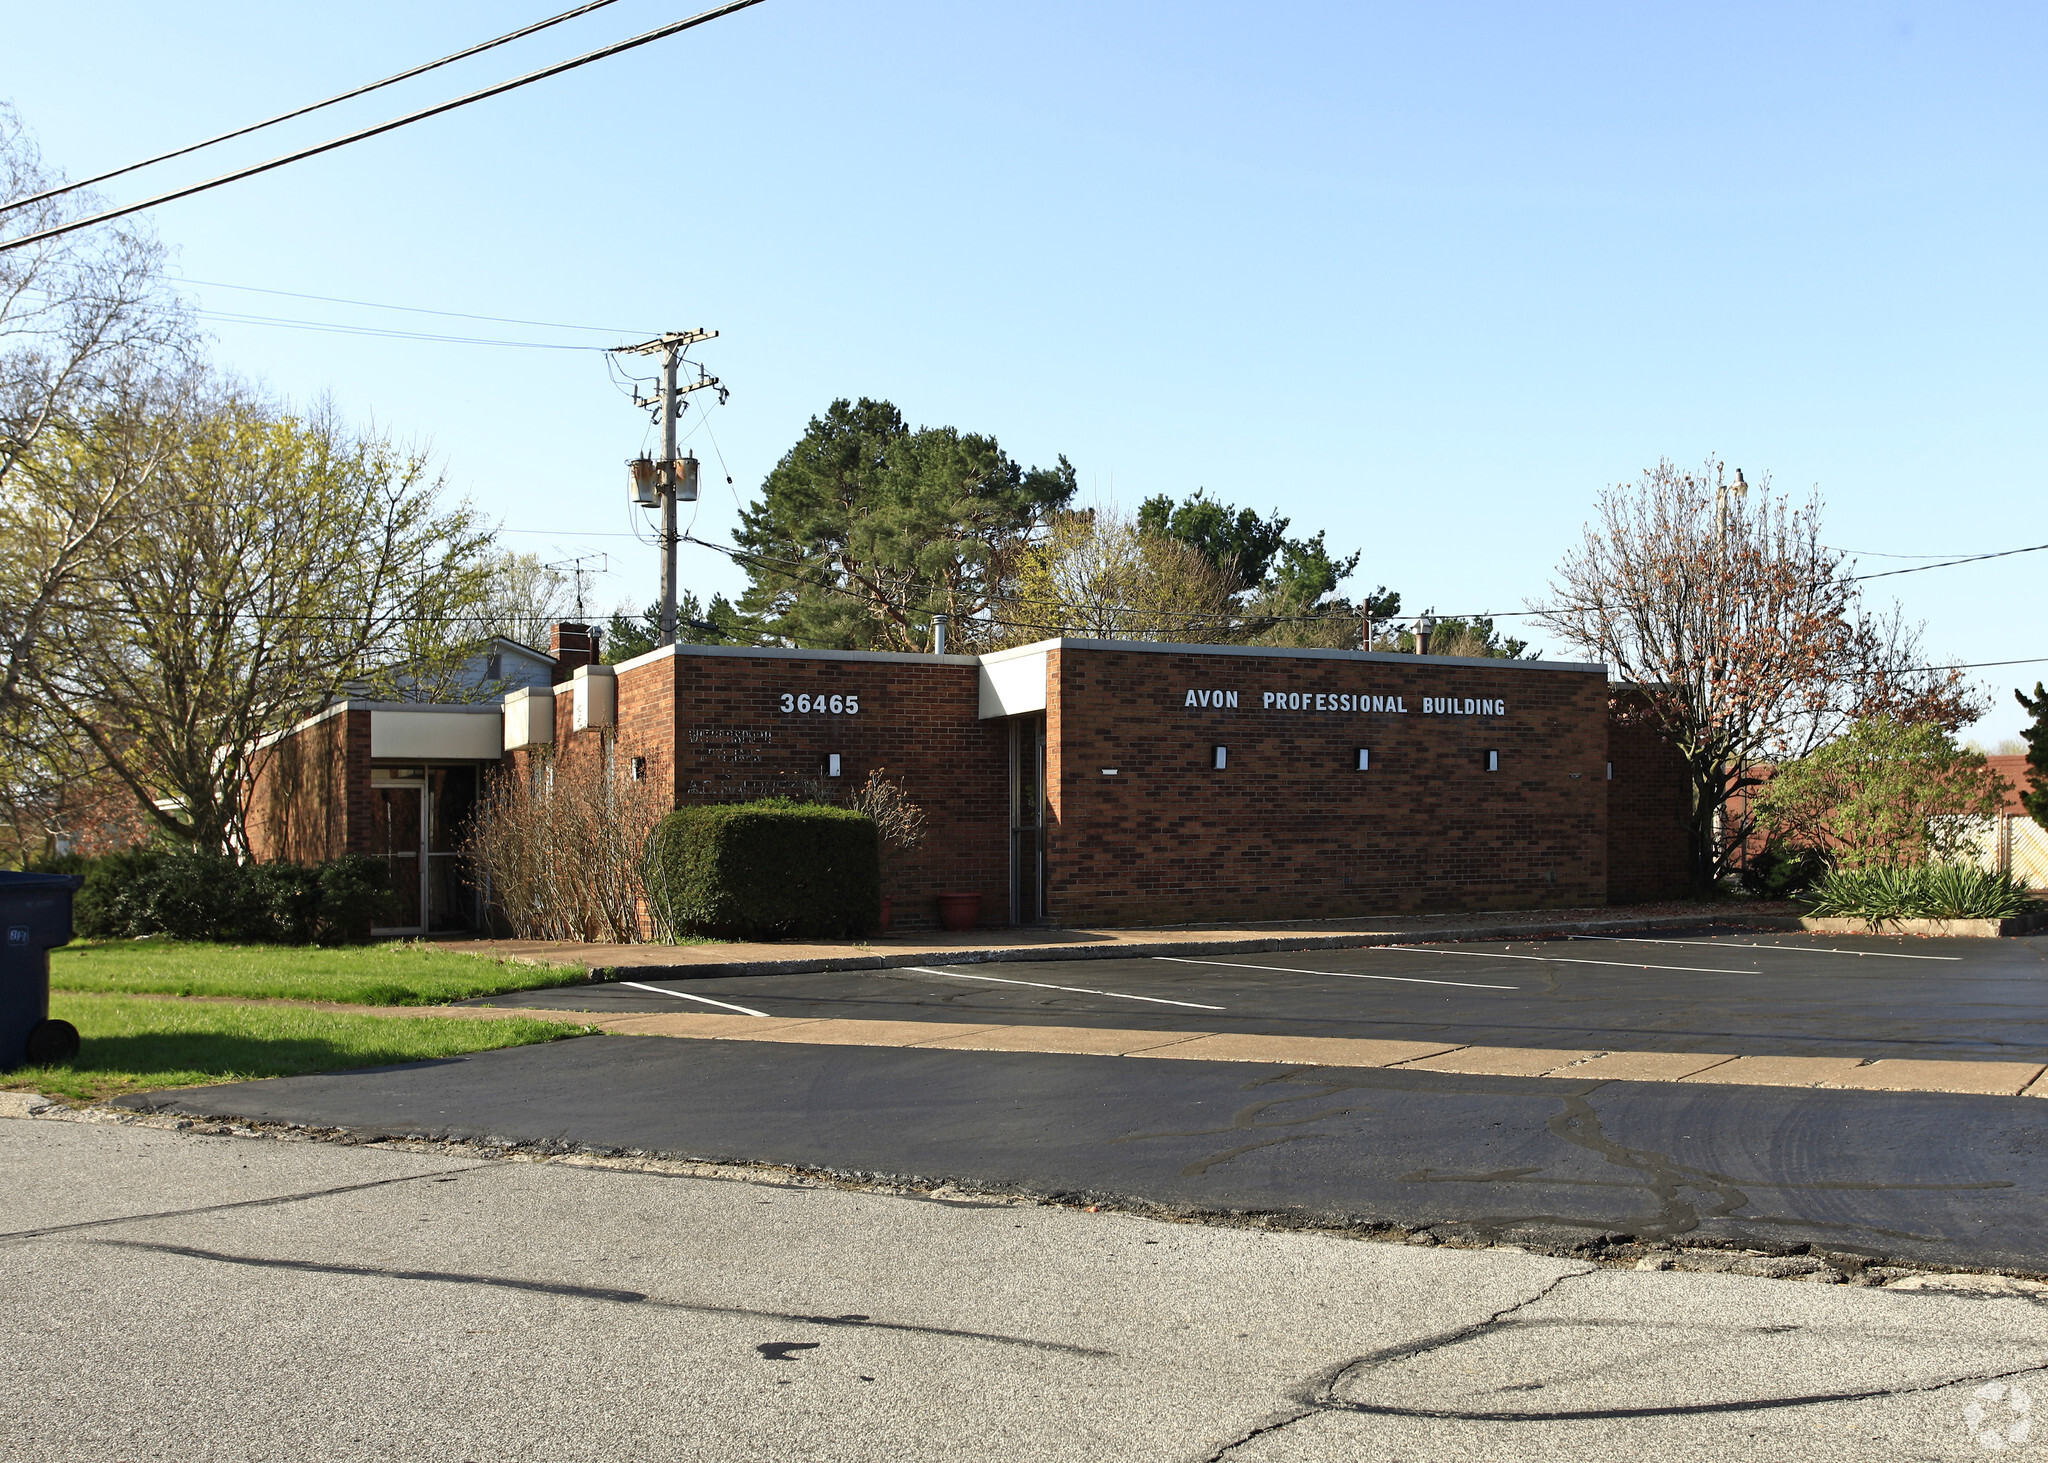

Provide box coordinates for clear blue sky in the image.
[7,1,2043,741]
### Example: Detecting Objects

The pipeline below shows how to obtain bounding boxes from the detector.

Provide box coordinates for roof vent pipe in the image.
[933,614,948,657]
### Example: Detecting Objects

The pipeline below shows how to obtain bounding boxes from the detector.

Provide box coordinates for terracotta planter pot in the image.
[935,891,982,932]
[876,896,893,934]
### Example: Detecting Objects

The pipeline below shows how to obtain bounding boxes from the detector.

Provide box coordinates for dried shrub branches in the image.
[848,767,926,856]
[465,747,672,941]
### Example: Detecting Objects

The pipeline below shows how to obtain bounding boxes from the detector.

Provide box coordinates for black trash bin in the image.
[0,870,86,1072]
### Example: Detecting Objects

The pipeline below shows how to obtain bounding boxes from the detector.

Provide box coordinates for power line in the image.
[174,276,651,335]
[192,308,608,351]
[1848,541,2048,582]
[0,0,771,254]
[0,0,636,219]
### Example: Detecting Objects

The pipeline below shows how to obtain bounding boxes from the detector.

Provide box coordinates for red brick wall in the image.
[1987,755,2037,817]
[556,649,1010,930]
[1044,647,1610,924]
[246,708,372,862]
[1605,702,1694,903]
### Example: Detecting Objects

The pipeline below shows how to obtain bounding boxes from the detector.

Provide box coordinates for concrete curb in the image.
[1797,913,2048,939]
[575,912,1809,981]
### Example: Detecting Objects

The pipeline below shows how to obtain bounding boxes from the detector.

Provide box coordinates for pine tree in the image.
[2017,683,2048,827]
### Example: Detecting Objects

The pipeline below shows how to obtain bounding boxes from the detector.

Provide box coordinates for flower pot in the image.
[876,896,893,934]
[935,891,982,932]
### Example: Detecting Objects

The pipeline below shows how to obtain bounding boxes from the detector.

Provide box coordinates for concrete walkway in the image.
[94,992,2044,1102]
[429,900,1806,980]
[492,1009,2048,1099]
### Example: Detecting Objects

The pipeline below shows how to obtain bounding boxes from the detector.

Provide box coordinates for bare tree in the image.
[1535,459,1980,891]
[29,382,497,853]
[476,550,577,650]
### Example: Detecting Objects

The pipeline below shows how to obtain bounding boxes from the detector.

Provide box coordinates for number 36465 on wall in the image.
[779,692,860,714]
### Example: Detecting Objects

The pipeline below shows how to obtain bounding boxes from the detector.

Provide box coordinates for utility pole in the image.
[612,328,724,647]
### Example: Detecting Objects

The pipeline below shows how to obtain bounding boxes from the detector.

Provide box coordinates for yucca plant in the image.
[1803,863,2040,922]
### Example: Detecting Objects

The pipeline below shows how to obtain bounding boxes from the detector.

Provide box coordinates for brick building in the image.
[246,629,1694,934]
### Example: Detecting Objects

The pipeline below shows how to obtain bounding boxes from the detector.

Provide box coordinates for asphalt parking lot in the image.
[126,930,2048,1275]
[467,928,2048,1063]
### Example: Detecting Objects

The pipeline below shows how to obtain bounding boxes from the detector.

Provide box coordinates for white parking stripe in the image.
[619,981,771,1017]
[1153,956,1516,990]
[904,967,1226,1010]
[1568,934,1961,962]
[1397,947,1761,977]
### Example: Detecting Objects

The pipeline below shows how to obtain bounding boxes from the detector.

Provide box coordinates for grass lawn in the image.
[6,993,591,1104]
[50,938,595,1006]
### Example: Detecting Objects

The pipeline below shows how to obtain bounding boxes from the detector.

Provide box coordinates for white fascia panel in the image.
[370,709,504,761]
[502,688,555,750]
[572,664,617,731]
[979,650,1048,719]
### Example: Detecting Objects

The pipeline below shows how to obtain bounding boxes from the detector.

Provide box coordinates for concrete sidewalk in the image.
[430,900,1807,981]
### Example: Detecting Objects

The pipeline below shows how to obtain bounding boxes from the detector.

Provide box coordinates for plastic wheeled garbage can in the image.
[0,870,85,1072]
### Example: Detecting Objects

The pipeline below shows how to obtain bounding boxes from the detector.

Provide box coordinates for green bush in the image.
[1739,841,1828,900]
[240,860,324,943]
[645,798,879,940]
[1804,863,2040,922]
[71,847,167,939]
[313,855,392,944]
[56,847,392,945]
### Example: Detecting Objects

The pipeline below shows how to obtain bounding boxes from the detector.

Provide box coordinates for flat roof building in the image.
[247,631,1693,935]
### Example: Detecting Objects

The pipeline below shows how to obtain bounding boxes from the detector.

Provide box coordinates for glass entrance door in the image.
[370,770,425,933]
[370,766,480,935]
[426,766,477,932]
[1009,714,1046,924]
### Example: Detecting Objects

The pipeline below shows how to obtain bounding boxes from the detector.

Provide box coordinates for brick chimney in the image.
[550,622,599,683]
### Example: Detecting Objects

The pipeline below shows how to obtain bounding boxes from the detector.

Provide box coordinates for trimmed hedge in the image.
[38,848,393,944]
[645,798,880,940]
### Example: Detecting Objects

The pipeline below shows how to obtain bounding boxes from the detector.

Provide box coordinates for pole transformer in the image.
[659,343,680,645]
[612,328,723,648]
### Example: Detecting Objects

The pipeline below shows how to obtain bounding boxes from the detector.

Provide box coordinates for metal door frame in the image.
[370,767,429,936]
[1009,714,1046,925]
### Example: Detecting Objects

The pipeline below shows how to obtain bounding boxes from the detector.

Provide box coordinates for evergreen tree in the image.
[2017,682,2048,827]
[604,592,745,662]
[734,398,1076,652]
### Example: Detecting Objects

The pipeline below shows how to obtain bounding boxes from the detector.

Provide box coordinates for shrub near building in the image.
[43,848,393,944]
[645,799,880,940]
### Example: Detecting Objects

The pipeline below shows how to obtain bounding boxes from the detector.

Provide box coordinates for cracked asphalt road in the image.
[127,1014,2048,1273]
[4,1118,2043,1462]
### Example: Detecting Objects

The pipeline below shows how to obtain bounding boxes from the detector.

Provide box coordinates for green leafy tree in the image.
[1006,505,1239,641]
[734,398,1076,652]
[1752,716,2008,869]
[2017,683,2048,828]
[27,382,494,853]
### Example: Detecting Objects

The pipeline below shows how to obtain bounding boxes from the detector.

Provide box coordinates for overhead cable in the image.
[0,0,770,254]
[174,276,651,335]
[1848,541,2048,582]
[0,0,634,218]
[192,308,608,351]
